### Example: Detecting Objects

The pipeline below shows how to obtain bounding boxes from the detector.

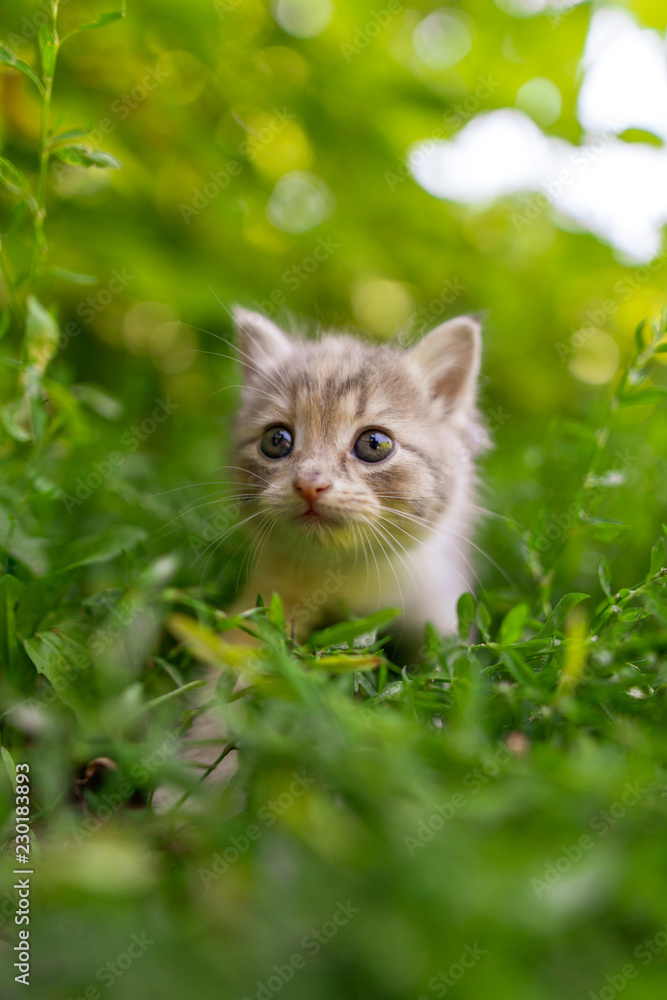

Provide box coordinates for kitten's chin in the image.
[268,509,358,551]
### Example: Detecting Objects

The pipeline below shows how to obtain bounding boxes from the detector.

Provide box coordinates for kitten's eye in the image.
[354,429,394,463]
[260,426,293,459]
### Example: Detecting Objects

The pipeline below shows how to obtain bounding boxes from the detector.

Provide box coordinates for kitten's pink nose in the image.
[293,474,331,504]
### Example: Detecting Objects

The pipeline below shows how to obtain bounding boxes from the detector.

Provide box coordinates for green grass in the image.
[1,324,667,999]
[2,1,667,997]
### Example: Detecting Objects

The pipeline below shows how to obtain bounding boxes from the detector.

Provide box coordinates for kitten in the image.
[231,307,488,645]
[155,308,487,806]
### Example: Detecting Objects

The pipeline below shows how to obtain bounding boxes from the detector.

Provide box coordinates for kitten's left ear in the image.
[233,307,292,371]
[408,315,482,412]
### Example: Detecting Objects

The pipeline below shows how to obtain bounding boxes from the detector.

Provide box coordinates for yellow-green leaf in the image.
[0,42,44,93]
[25,296,59,375]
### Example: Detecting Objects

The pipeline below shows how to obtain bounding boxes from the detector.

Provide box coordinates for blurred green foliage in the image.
[1,1,667,998]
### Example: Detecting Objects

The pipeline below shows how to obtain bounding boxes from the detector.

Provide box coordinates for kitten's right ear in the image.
[233,308,292,375]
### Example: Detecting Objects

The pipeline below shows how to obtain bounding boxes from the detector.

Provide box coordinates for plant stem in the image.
[26,0,60,305]
[0,237,19,321]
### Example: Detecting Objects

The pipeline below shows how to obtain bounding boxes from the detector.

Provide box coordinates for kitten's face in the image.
[232,311,483,555]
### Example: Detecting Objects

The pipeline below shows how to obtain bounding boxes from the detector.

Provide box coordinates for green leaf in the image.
[536,593,589,638]
[649,538,666,578]
[62,4,126,42]
[635,320,645,354]
[50,126,92,144]
[23,629,95,716]
[1,746,17,792]
[499,649,537,687]
[0,309,10,343]
[475,601,491,641]
[70,383,123,419]
[166,614,263,678]
[133,679,208,717]
[456,592,475,640]
[581,516,631,543]
[307,653,382,672]
[0,574,25,681]
[53,145,122,169]
[15,574,75,639]
[51,525,146,573]
[598,558,612,599]
[50,267,97,285]
[0,42,44,93]
[620,387,667,406]
[654,343,667,354]
[308,608,399,649]
[0,156,37,210]
[1,397,32,442]
[619,608,651,623]
[268,592,286,633]
[25,295,60,375]
[499,603,529,646]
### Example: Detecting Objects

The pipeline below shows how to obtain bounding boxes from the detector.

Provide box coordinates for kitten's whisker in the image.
[193,508,269,568]
[371,520,415,592]
[155,496,251,532]
[394,508,514,588]
[188,347,287,396]
[148,481,263,497]
[376,511,475,592]
[377,502,512,589]
[216,465,273,487]
[365,520,406,617]
[372,515,426,594]
[467,501,521,526]
[188,322,289,395]
[238,511,275,589]
[207,384,277,401]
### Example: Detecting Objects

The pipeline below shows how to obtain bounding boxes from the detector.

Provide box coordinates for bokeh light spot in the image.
[123,302,176,356]
[271,0,334,38]
[266,171,334,233]
[412,10,473,70]
[568,329,620,384]
[352,279,415,337]
[516,77,562,128]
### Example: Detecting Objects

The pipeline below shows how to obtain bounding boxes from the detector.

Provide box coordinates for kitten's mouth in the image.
[295,504,338,526]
